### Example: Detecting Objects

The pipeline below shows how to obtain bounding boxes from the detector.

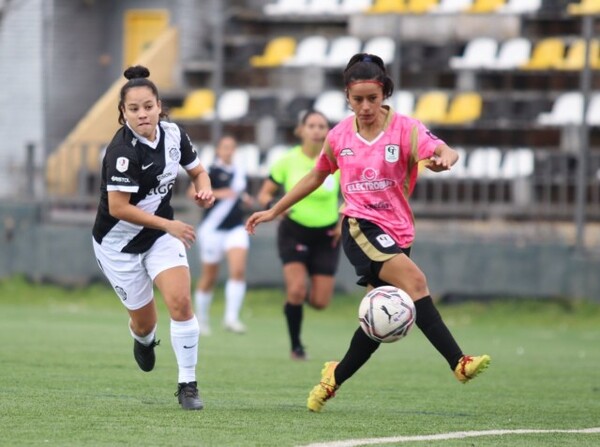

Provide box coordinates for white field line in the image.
[298,427,600,447]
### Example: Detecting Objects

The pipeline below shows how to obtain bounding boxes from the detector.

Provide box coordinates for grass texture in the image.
[0,277,599,446]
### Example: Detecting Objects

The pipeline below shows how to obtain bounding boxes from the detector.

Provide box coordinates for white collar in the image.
[126,122,160,149]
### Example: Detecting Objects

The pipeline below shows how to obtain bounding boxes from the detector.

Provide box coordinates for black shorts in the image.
[342,216,411,288]
[277,216,341,276]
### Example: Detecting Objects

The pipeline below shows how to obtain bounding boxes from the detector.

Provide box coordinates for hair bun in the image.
[123,65,150,80]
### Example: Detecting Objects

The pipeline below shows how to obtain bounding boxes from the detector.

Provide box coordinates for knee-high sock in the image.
[224,279,246,323]
[170,317,199,383]
[334,327,380,386]
[284,302,303,350]
[415,296,463,369]
[194,290,213,325]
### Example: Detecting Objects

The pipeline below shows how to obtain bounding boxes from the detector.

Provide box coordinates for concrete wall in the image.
[0,0,44,198]
[1,201,599,301]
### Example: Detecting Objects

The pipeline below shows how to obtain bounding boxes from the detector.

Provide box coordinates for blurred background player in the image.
[190,135,253,335]
[92,65,214,410]
[256,110,341,360]
[246,54,490,411]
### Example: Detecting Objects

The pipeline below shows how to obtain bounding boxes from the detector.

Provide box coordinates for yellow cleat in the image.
[454,354,491,383]
[307,361,339,412]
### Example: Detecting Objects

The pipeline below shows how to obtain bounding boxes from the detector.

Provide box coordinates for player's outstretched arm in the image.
[246,168,329,234]
[427,144,459,173]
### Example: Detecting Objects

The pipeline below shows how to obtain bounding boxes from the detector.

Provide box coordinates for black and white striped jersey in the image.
[92,121,200,253]
[200,160,247,231]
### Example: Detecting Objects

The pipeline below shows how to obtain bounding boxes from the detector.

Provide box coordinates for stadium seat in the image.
[406,0,439,13]
[488,37,532,70]
[264,0,308,15]
[322,36,363,68]
[449,37,498,70]
[339,0,373,14]
[496,0,541,14]
[520,38,565,70]
[466,147,502,179]
[586,93,600,126]
[467,0,505,13]
[555,38,600,70]
[392,90,415,116]
[305,0,341,13]
[441,92,483,125]
[568,0,600,15]
[250,36,297,68]
[362,36,396,64]
[216,89,250,121]
[536,92,584,126]
[500,148,534,179]
[367,0,406,13]
[234,144,262,177]
[412,91,449,124]
[169,89,215,121]
[283,35,329,66]
[314,90,352,123]
[430,0,473,13]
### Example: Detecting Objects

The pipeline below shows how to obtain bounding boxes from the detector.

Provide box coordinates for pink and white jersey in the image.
[315,107,445,247]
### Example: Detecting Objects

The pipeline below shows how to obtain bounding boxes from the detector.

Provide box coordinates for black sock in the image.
[333,327,380,386]
[284,302,303,350]
[415,296,463,369]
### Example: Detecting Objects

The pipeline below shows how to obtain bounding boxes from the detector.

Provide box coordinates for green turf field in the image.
[1,277,599,447]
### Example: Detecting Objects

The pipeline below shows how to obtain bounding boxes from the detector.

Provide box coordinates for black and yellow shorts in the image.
[342,216,411,288]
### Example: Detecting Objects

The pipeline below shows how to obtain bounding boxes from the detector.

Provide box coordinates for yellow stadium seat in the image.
[406,0,438,13]
[520,38,565,70]
[412,91,449,124]
[169,89,215,120]
[568,0,600,15]
[442,92,483,125]
[250,36,297,68]
[468,0,505,13]
[555,39,600,70]
[367,0,406,13]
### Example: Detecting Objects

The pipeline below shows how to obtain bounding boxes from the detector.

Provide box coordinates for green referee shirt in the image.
[270,145,340,228]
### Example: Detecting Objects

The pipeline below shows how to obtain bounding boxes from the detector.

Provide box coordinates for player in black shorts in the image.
[256,110,341,360]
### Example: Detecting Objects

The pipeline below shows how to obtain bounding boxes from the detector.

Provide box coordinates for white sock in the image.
[195,290,213,326]
[129,320,157,346]
[170,317,199,383]
[224,279,246,323]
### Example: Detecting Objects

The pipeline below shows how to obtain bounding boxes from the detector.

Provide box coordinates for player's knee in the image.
[286,285,307,304]
[411,271,428,297]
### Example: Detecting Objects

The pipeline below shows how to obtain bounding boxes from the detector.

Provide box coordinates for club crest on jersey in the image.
[116,157,129,173]
[169,147,181,162]
[384,144,400,163]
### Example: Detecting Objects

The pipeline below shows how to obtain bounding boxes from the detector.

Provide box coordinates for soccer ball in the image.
[358,286,416,343]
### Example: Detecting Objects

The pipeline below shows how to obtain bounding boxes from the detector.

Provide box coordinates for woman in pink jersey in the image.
[246,53,490,412]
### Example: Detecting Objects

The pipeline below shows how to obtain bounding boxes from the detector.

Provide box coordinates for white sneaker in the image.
[224,320,246,334]
[198,321,212,336]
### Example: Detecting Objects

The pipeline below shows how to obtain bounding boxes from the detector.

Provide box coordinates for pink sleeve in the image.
[315,139,338,174]
[416,121,446,161]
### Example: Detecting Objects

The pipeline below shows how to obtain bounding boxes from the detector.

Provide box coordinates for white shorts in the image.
[198,224,249,264]
[93,234,189,311]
